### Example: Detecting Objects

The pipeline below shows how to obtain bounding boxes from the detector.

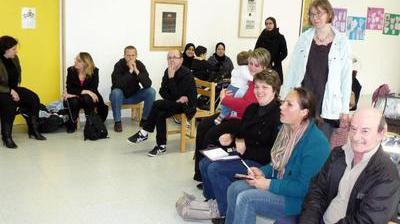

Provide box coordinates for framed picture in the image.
[238,0,264,38]
[299,0,313,34]
[150,0,187,51]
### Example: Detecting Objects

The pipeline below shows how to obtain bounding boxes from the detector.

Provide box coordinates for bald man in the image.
[127,49,197,157]
[300,108,400,224]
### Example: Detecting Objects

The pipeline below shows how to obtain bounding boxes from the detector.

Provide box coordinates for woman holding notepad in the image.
[176,69,281,221]
[225,88,330,224]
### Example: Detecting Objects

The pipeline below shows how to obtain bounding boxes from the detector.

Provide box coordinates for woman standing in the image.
[281,0,352,139]
[255,17,288,83]
[225,88,330,224]
[0,35,46,149]
[64,52,108,133]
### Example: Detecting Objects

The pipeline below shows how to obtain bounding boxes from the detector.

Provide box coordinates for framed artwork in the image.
[300,0,313,34]
[238,0,264,38]
[150,0,187,51]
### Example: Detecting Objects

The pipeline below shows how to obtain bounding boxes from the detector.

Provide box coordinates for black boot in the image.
[1,123,17,149]
[26,116,46,140]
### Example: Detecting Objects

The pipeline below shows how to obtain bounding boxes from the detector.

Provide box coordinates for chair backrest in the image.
[195,78,217,114]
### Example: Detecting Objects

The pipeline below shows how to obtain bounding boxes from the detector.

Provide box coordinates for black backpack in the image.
[84,113,108,140]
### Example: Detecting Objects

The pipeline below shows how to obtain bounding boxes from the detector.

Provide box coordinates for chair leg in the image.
[190,118,196,138]
[180,114,187,153]
[138,104,143,121]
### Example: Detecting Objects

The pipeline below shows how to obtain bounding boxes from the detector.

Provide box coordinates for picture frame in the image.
[299,0,313,34]
[238,0,264,38]
[150,0,187,51]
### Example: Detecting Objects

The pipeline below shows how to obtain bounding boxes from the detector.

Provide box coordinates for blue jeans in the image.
[226,180,297,224]
[109,87,156,122]
[199,158,261,216]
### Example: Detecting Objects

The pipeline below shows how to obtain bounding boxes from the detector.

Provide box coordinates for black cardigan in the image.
[66,66,100,97]
[159,66,197,120]
[232,101,281,165]
[300,146,400,224]
[111,58,152,98]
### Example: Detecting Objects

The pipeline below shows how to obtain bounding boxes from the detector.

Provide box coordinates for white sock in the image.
[158,144,166,149]
[139,129,148,136]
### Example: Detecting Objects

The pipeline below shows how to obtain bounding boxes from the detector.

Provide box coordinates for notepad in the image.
[200,148,240,161]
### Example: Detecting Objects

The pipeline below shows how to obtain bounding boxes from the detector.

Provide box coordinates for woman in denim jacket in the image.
[281,0,352,139]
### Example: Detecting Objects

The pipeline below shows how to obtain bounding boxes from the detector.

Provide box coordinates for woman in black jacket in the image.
[64,52,108,133]
[255,17,288,83]
[0,35,46,149]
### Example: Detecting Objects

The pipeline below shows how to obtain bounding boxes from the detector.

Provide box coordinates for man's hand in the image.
[10,89,20,102]
[176,96,188,104]
[167,62,176,78]
[127,60,139,74]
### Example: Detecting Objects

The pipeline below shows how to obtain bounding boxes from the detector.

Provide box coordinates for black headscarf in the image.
[263,17,280,38]
[183,43,195,69]
[213,42,226,62]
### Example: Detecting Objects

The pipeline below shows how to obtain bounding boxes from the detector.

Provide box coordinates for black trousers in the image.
[142,99,184,146]
[64,94,108,122]
[0,87,41,136]
[194,113,241,180]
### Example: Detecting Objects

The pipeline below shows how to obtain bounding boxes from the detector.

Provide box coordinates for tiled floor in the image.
[0,119,211,224]
[0,95,374,224]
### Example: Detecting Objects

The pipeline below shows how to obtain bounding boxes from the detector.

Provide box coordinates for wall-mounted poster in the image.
[300,0,313,33]
[238,0,264,38]
[366,7,385,30]
[333,8,347,32]
[21,7,36,29]
[383,13,400,36]
[347,16,366,40]
[150,0,187,51]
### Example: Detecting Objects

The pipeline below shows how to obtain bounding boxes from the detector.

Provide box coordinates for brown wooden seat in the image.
[167,78,217,152]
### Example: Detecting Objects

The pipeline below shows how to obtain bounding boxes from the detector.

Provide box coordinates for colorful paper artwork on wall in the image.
[333,8,347,32]
[366,7,385,30]
[347,16,366,40]
[383,13,400,36]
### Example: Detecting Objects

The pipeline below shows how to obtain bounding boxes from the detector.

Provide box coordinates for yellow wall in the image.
[0,0,60,123]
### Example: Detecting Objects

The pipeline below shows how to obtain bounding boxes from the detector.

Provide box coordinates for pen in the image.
[241,159,254,175]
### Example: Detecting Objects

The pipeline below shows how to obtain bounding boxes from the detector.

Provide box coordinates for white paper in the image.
[201,148,240,161]
[22,7,36,29]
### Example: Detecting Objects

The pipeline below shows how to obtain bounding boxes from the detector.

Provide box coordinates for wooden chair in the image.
[167,78,217,153]
[77,102,143,128]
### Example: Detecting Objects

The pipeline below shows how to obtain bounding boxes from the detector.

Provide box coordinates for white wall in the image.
[64,0,400,111]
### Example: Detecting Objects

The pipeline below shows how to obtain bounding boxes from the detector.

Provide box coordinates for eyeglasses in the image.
[309,11,326,19]
[167,56,181,60]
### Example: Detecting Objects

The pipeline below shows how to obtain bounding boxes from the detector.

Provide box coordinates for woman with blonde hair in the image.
[63,52,108,133]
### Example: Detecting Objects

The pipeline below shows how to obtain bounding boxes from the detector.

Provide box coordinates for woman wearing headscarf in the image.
[207,42,234,81]
[255,17,288,84]
[182,43,195,70]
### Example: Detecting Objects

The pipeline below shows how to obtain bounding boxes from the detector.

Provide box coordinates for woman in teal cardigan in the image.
[225,87,330,224]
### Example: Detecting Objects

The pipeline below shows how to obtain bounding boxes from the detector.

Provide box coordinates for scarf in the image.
[270,120,309,179]
[213,53,226,62]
